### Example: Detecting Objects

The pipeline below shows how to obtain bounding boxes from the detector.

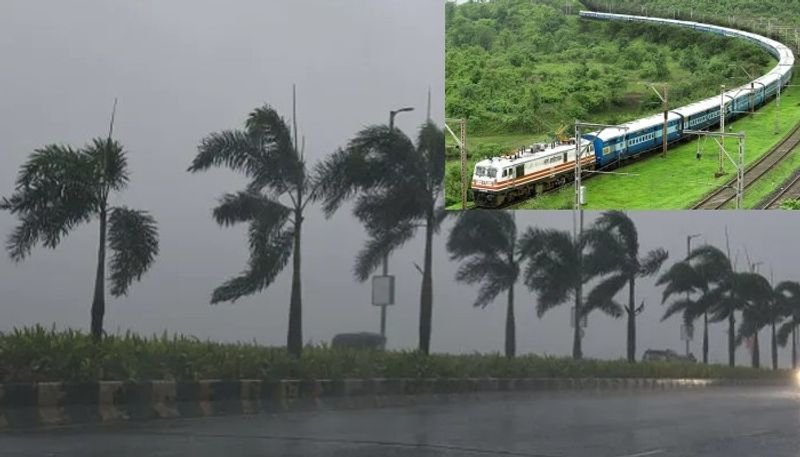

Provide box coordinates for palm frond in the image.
[354,221,416,282]
[777,319,797,347]
[2,145,98,261]
[212,191,290,229]
[518,227,576,317]
[211,228,294,304]
[315,125,417,216]
[108,207,159,297]
[657,261,703,303]
[189,130,264,176]
[587,273,628,312]
[661,297,695,321]
[244,105,304,191]
[639,248,669,277]
[84,138,129,192]
[593,210,638,257]
[447,210,514,261]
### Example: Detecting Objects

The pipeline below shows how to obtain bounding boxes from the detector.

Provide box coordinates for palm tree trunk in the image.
[703,312,709,365]
[751,333,760,369]
[793,326,797,370]
[771,321,778,370]
[573,285,583,359]
[505,284,516,358]
[287,204,303,358]
[627,277,636,363]
[728,312,736,367]
[418,208,434,355]
[90,205,107,341]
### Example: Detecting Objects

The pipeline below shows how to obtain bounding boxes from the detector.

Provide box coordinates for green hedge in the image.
[0,326,789,383]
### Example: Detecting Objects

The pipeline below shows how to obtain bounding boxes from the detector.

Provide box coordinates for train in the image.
[471,11,795,208]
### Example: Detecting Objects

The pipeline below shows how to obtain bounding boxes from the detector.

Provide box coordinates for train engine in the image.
[471,140,595,207]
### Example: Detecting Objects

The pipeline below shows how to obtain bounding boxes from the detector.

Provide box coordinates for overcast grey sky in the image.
[1,0,798,366]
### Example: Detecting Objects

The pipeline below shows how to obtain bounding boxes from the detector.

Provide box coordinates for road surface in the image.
[3,387,800,456]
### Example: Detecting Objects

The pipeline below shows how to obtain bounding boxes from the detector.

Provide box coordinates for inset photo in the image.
[445,0,798,210]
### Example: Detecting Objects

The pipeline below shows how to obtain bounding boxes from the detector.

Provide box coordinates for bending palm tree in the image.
[684,245,742,367]
[588,211,668,363]
[735,273,776,369]
[518,226,618,359]
[776,281,800,369]
[447,210,520,358]
[2,126,159,340]
[188,101,315,358]
[317,121,444,355]
[658,255,716,364]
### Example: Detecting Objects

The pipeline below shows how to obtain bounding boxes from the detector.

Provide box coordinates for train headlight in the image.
[794,369,800,386]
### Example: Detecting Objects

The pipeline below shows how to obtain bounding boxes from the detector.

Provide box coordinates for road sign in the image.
[372,275,395,306]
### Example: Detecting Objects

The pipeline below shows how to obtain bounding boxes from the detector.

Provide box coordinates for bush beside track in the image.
[0,326,788,383]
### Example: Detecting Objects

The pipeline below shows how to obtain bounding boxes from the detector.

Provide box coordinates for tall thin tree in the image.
[588,211,668,363]
[447,210,520,358]
[1,102,159,340]
[188,88,317,358]
[316,121,445,355]
[518,225,619,359]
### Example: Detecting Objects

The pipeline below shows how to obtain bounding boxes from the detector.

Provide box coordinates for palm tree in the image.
[188,100,315,358]
[588,211,668,363]
[657,258,714,364]
[735,273,776,369]
[518,226,618,359]
[1,132,159,341]
[447,210,520,358]
[316,121,444,355]
[776,281,800,369]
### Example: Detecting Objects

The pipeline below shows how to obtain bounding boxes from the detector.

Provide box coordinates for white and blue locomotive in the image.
[580,11,794,169]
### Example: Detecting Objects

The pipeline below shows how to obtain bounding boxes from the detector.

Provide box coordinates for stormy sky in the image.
[1,0,798,367]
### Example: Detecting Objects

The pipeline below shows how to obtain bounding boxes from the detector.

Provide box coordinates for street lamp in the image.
[684,234,701,357]
[374,106,415,340]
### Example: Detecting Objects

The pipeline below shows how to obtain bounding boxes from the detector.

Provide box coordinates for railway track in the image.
[759,171,800,209]
[691,122,800,210]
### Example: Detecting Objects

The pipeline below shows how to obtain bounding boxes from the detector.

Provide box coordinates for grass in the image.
[737,152,800,209]
[510,83,800,209]
[0,326,788,383]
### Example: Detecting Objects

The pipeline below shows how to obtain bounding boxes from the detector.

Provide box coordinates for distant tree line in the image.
[446,0,773,135]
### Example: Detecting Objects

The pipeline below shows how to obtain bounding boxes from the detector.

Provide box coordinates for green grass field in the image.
[508,83,800,210]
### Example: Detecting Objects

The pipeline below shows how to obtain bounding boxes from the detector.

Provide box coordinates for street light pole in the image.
[379,106,414,338]
[685,233,701,357]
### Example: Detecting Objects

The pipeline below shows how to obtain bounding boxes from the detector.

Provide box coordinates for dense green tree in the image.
[188,103,314,358]
[447,211,521,358]
[317,122,445,355]
[2,136,159,341]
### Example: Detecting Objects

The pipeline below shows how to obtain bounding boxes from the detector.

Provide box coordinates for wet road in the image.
[3,387,800,456]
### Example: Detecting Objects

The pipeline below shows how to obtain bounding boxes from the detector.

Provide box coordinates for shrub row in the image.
[0,326,789,383]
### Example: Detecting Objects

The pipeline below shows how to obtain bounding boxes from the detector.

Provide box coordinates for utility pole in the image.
[717,85,726,177]
[650,85,669,159]
[376,106,414,339]
[445,119,468,209]
[776,80,781,135]
[685,234,701,356]
[686,129,746,209]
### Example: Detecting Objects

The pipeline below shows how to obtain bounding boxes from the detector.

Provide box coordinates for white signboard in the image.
[372,275,395,306]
